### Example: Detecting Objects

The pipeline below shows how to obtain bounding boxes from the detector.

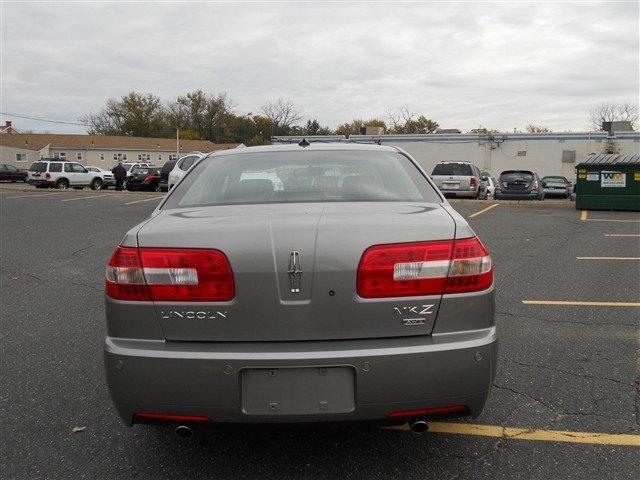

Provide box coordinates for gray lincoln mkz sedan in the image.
[104,143,496,437]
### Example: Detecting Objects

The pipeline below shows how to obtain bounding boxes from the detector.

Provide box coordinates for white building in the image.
[273,131,640,178]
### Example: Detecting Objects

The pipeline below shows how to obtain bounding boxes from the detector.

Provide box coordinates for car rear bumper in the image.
[542,188,568,197]
[440,189,477,198]
[494,190,539,200]
[104,327,497,426]
[30,180,55,187]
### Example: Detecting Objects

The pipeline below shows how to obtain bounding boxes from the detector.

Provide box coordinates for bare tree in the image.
[261,98,302,130]
[589,101,638,130]
[387,105,416,131]
[526,124,551,133]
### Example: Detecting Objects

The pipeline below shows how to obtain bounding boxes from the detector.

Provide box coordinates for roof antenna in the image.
[298,138,310,147]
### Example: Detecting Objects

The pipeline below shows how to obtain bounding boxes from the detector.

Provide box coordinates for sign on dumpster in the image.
[600,171,626,188]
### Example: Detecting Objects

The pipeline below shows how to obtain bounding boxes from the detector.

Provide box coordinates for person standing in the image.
[111,162,127,191]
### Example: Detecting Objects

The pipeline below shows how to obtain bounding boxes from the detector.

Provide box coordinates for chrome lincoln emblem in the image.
[287,251,302,293]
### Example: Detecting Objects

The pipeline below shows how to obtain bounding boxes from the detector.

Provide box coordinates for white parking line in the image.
[60,194,110,202]
[604,234,640,237]
[123,196,163,205]
[5,192,61,199]
[576,256,640,260]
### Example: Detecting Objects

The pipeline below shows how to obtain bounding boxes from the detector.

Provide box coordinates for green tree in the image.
[80,92,169,137]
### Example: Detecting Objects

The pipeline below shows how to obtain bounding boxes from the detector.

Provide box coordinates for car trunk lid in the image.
[137,202,456,342]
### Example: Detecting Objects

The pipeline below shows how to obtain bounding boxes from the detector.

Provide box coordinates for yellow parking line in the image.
[469,203,500,218]
[587,218,640,224]
[522,300,640,307]
[580,210,588,220]
[577,256,640,260]
[123,196,163,205]
[604,234,640,237]
[5,192,61,199]
[60,194,110,202]
[387,422,640,447]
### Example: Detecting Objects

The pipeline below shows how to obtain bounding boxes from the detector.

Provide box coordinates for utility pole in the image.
[176,129,180,159]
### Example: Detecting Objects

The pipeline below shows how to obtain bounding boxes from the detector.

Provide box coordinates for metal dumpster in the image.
[575,153,640,211]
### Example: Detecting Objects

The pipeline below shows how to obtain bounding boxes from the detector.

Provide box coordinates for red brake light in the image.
[105,247,235,301]
[532,179,539,189]
[357,237,492,298]
[143,175,155,182]
[45,172,51,180]
[470,177,477,187]
[387,404,469,419]
[133,412,211,423]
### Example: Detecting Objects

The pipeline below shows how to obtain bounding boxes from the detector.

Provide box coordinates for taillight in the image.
[45,172,51,180]
[470,177,477,187]
[444,237,493,293]
[143,175,154,183]
[531,179,539,189]
[105,246,235,302]
[356,237,492,298]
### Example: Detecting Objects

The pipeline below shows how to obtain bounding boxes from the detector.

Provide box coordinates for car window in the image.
[29,162,47,172]
[164,150,442,209]
[70,163,86,173]
[432,163,473,176]
[501,171,534,182]
[6,165,18,172]
[542,176,567,183]
[179,156,196,171]
[49,163,63,172]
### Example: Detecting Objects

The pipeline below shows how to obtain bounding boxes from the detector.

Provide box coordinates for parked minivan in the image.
[28,160,104,190]
[167,152,204,190]
[495,170,544,200]
[431,162,488,199]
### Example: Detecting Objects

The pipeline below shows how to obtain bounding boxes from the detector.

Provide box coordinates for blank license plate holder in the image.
[241,367,355,416]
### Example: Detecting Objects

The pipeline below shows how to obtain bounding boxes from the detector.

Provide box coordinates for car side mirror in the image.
[541,181,547,187]
[481,176,489,181]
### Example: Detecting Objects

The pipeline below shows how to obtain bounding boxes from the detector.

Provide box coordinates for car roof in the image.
[204,142,399,158]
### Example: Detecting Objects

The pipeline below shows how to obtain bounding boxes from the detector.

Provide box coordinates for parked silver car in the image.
[431,162,488,199]
[104,143,496,436]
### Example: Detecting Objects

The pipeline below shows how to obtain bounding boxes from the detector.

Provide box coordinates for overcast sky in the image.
[1,1,638,134]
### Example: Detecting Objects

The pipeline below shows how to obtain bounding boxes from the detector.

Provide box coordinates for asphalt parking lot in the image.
[1,185,638,479]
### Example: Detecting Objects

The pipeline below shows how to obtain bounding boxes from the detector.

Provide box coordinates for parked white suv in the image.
[167,152,204,190]
[28,160,104,190]
[86,166,115,189]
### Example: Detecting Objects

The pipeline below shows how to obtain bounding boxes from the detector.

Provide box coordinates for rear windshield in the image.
[542,176,567,183]
[501,171,534,182]
[432,163,473,176]
[163,150,441,208]
[29,162,46,172]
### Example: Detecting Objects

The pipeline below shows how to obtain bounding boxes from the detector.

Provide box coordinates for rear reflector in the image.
[357,237,492,298]
[106,247,235,302]
[387,405,469,419]
[133,412,211,423]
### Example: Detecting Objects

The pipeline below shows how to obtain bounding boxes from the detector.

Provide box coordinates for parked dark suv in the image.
[495,170,544,200]
[159,159,177,192]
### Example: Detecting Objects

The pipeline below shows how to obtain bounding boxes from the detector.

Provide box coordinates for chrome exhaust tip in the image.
[409,420,429,434]
[175,425,194,439]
